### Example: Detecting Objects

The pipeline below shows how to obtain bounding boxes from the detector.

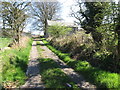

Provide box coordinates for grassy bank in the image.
[0,38,12,48]
[36,41,78,88]
[0,38,32,88]
[42,39,120,89]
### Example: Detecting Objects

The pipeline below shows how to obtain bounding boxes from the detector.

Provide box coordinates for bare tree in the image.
[1,2,30,43]
[31,1,61,38]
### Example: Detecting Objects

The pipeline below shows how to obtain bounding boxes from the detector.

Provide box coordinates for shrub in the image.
[48,24,72,38]
[48,31,95,60]
[75,61,91,71]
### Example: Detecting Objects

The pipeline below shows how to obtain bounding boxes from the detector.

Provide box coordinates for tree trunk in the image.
[44,18,49,38]
[114,1,120,72]
[117,31,120,58]
[118,2,120,56]
[17,32,20,44]
[16,29,20,44]
[3,17,5,29]
[117,2,120,59]
[84,26,102,47]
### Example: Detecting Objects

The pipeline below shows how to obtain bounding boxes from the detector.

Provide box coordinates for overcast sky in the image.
[59,0,76,22]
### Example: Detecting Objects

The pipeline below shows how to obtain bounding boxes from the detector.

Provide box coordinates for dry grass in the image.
[48,31,95,59]
[12,36,30,49]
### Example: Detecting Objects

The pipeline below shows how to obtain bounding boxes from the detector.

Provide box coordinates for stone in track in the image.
[20,41,44,89]
[40,41,96,90]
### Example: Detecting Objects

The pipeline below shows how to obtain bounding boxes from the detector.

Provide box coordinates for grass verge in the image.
[36,41,78,88]
[0,38,32,88]
[0,38,12,48]
[42,38,120,89]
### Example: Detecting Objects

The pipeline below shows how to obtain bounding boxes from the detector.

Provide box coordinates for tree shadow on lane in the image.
[38,58,78,88]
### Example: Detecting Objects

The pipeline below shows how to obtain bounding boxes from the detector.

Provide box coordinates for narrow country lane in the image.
[21,41,44,89]
[39,41,96,89]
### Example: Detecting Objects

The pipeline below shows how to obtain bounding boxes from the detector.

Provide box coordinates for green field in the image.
[0,38,12,48]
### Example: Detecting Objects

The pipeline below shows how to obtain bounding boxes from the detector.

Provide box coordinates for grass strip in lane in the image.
[36,41,78,88]
[39,58,78,88]
[42,38,120,89]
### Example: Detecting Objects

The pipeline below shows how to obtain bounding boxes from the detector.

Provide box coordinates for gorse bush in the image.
[1,37,32,88]
[42,39,120,89]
